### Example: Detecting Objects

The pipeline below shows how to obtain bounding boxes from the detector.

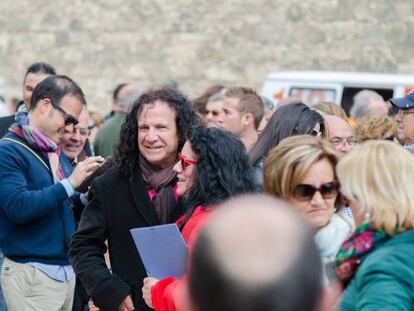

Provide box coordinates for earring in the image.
[364,212,371,223]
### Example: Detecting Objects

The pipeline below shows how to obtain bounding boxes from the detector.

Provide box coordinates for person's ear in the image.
[242,113,254,128]
[37,98,53,116]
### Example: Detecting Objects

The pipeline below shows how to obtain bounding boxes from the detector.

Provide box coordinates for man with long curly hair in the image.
[69,88,200,311]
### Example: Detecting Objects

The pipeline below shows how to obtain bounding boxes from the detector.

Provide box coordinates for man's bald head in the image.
[325,115,355,154]
[188,194,323,311]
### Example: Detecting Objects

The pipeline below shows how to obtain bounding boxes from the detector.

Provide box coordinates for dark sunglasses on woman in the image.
[293,181,339,201]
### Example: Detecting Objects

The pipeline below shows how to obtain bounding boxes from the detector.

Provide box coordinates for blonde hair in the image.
[354,115,396,142]
[263,135,339,200]
[337,141,414,235]
[312,101,348,121]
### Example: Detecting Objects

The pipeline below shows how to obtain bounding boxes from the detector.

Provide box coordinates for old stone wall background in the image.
[0,0,413,111]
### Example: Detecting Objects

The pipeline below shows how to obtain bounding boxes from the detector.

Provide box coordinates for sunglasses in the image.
[293,181,339,201]
[309,129,322,137]
[178,152,197,171]
[51,101,79,126]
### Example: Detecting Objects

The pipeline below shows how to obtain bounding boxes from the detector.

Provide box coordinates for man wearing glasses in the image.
[324,115,356,154]
[59,107,94,311]
[390,92,414,152]
[60,107,90,166]
[0,75,103,310]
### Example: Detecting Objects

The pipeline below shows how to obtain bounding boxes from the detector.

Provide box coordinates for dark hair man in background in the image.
[0,62,56,138]
[221,87,264,151]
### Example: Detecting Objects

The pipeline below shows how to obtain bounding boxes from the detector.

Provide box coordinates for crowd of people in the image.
[0,62,413,311]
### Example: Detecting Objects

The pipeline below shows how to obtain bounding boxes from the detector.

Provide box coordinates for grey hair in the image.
[208,91,225,103]
[261,96,275,111]
[117,85,144,109]
[351,90,384,119]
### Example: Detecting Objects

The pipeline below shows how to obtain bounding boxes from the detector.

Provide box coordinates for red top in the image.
[151,205,213,311]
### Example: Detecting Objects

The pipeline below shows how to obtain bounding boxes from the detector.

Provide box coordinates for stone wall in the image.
[1,0,413,110]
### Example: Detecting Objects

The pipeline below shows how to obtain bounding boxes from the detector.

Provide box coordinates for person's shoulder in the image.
[0,133,24,152]
[0,115,15,137]
[92,167,127,188]
[0,115,14,123]
[99,117,120,132]
[359,231,414,277]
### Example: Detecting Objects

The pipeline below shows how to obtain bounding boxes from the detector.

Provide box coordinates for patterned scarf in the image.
[336,223,389,286]
[9,112,64,183]
[139,154,178,224]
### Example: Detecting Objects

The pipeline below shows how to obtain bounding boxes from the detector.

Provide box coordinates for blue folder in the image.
[130,224,188,279]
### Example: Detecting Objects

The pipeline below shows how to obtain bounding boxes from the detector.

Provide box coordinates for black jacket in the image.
[69,167,183,311]
[0,115,14,138]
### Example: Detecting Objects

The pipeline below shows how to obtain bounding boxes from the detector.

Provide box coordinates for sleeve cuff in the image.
[80,193,88,205]
[61,179,76,197]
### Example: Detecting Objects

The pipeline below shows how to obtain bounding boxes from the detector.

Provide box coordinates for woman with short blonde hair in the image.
[264,135,353,283]
[336,141,414,309]
[264,135,339,202]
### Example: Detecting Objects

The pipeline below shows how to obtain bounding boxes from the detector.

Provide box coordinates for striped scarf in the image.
[9,112,64,183]
[139,154,178,224]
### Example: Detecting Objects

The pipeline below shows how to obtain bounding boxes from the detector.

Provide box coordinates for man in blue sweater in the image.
[0,75,103,311]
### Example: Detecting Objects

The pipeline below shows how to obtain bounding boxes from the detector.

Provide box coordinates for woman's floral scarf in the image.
[336,223,388,285]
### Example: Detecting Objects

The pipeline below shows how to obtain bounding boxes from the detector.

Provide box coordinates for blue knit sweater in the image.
[0,133,75,265]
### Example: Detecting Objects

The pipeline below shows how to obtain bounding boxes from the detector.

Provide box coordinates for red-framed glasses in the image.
[178,152,197,171]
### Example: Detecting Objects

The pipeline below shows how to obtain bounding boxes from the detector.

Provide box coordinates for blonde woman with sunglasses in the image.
[263,135,354,284]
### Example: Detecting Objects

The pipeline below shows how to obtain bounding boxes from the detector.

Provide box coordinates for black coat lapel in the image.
[129,172,160,226]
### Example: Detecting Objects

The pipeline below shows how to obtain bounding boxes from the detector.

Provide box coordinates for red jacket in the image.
[151,205,213,311]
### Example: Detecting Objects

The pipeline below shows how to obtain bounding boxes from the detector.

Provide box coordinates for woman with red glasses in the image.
[263,135,354,284]
[142,126,257,311]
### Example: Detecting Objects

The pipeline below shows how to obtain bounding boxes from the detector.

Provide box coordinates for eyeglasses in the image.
[330,137,357,146]
[51,101,79,126]
[178,152,197,171]
[63,127,90,137]
[293,181,339,201]
[397,109,414,118]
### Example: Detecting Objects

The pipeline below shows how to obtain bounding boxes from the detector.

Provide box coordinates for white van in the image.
[261,71,414,115]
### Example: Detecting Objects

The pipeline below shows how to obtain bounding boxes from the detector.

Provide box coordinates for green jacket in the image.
[93,112,127,158]
[340,230,414,310]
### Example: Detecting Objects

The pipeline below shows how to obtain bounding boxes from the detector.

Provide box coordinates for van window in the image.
[289,87,336,105]
[340,87,394,116]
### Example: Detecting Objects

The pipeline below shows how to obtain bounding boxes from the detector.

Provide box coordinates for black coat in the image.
[69,167,183,311]
[0,115,14,138]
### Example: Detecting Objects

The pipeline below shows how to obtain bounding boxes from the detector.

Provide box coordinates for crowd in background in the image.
[0,62,413,311]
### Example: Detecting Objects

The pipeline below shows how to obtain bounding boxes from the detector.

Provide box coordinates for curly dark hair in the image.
[114,88,201,176]
[180,127,257,228]
[249,102,325,166]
